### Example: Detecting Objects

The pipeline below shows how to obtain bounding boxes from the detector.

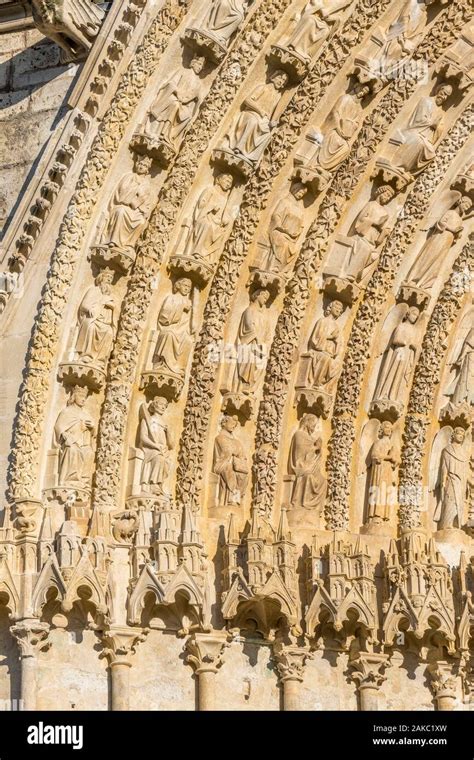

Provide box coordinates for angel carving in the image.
[429,426,471,529]
[371,304,427,415]
[358,419,400,525]
[30,0,104,61]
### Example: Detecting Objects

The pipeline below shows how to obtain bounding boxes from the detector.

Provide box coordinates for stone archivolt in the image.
[0,0,473,711]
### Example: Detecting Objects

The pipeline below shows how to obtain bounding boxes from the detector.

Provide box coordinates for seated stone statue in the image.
[101,155,153,254]
[288,414,327,509]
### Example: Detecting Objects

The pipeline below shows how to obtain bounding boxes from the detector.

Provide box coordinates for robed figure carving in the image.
[152,278,195,378]
[201,0,249,44]
[213,415,249,505]
[74,271,116,366]
[366,421,400,524]
[434,427,469,530]
[448,328,474,406]
[54,386,95,488]
[306,300,343,390]
[376,0,434,71]
[142,56,205,151]
[231,289,270,396]
[261,182,307,273]
[308,83,368,173]
[285,0,351,61]
[182,172,235,264]
[406,196,471,290]
[342,185,395,282]
[373,306,421,407]
[390,84,452,176]
[101,155,153,253]
[288,414,327,509]
[138,397,174,494]
[226,69,289,163]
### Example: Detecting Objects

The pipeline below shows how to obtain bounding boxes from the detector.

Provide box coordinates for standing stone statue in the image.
[226,69,289,163]
[306,300,343,390]
[101,155,153,253]
[390,84,452,177]
[261,182,307,273]
[181,172,235,264]
[142,56,206,151]
[288,414,326,509]
[201,0,250,45]
[231,288,270,396]
[342,185,395,282]
[74,270,116,366]
[285,0,351,61]
[30,0,104,61]
[373,306,420,406]
[212,415,249,505]
[54,385,95,488]
[138,396,174,494]
[448,328,474,406]
[152,278,195,378]
[366,421,400,524]
[406,196,471,290]
[434,427,469,529]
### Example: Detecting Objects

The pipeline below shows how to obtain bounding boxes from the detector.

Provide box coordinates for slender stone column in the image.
[10,620,50,711]
[273,642,311,711]
[185,632,228,711]
[101,627,148,711]
[429,662,458,711]
[349,653,390,711]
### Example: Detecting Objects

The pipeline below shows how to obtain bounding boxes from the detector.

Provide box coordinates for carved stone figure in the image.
[30,0,104,62]
[389,84,452,177]
[317,83,368,171]
[226,70,289,164]
[306,300,343,389]
[230,288,270,396]
[101,155,153,254]
[375,0,434,72]
[342,185,395,282]
[296,83,368,190]
[139,56,205,154]
[366,421,400,524]
[373,306,421,407]
[434,427,469,529]
[212,415,249,505]
[74,270,116,366]
[138,396,173,494]
[54,385,95,488]
[284,0,351,61]
[181,172,235,264]
[152,278,194,378]
[201,0,249,45]
[448,328,474,406]
[261,182,307,273]
[288,414,326,509]
[406,196,471,290]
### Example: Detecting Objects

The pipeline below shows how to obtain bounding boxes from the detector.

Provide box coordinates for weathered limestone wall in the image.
[0,28,78,234]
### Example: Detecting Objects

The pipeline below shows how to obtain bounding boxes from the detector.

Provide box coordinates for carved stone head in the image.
[434,83,452,106]
[452,427,466,445]
[406,306,420,324]
[375,185,395,205]
[150,395,168,416]
[270,69,289,91]
[69,385,89,407]
[190,55,206,75]
[174,277,192,296]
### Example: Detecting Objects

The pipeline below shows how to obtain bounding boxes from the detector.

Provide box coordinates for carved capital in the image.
[185,632,228,675]
[428,662,458,708]
[10,620,50,658]
[100,626,149,667]
[273,642,311,684]
[349,653,390,691]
